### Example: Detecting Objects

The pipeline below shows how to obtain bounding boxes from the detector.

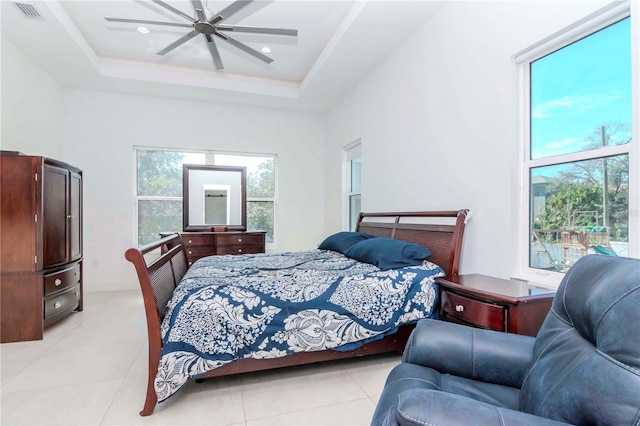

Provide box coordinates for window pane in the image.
[530,154,628,271]
[530,18,631,160]
[349,194,361,232]
[247,201,274,243]
[138,200,183,245]
[137,150,205,196]
[351,157,361,192]
[215,154,275,198]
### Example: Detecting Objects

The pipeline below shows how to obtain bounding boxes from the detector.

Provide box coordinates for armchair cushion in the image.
[403,320,535,389]
[395,390,571,426]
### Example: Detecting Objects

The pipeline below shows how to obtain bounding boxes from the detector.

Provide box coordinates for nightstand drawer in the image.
[44,264,81,296]
[441,291,505,331]
[216,233,263,246]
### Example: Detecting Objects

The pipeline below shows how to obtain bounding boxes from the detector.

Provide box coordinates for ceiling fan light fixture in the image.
[261,46,272,54]
[137,26,150,34]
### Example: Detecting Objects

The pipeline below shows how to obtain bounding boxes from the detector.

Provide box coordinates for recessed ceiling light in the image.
[261,46,272,54]
[137,26,150,34]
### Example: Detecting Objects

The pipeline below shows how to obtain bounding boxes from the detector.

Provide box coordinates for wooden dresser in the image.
[1,152,83,343]
[161,231,266,266]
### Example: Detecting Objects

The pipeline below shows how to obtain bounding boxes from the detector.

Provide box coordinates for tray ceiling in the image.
[1,1,445,112]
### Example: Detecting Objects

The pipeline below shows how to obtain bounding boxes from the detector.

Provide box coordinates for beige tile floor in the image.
[1,290,401,425]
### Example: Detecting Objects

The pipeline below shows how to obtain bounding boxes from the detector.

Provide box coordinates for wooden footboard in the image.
[125,233,189,416]
[125,210,469,416]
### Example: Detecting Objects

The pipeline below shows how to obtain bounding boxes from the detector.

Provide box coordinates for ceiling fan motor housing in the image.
[194,21,216,35]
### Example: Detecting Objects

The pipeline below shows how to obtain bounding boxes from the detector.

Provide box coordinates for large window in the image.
[136,148,276,246]
[521,12,634,281]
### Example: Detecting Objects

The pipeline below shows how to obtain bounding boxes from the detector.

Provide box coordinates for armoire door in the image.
[69,171,82,261]
[43,164,69,268]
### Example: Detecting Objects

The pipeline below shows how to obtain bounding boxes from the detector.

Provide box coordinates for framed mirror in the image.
[183,164,246,231]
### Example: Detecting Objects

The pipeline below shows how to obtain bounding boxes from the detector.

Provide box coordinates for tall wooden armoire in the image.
[1,151,83,343]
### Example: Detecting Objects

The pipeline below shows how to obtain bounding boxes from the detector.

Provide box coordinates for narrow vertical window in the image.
[345,142,362,231]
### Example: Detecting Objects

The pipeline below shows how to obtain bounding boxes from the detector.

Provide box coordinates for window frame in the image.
[515,2,638,288]
[133,146,277,249]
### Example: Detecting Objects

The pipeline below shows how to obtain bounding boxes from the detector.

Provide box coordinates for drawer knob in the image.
[238,248,243,253]
[188,240,192,244]
[238,238,242,242]
[53,301,62,309]
[455,304,464,313]
[54,278,62,286]
[75,291,80,297]
[188,250,192,255]
[74,271,79,277]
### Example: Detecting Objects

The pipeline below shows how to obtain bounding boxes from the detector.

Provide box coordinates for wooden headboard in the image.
[356,209,469,277]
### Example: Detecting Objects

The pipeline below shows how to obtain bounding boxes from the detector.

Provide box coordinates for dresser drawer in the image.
[44,264,81,296]
[185,246,216,258]
[182,235,215,246]
[44,284,81,322]
[216,245,264,255]
[216,233,264,246]
[441,291,505,331]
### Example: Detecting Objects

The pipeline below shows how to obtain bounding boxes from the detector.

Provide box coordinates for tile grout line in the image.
[98,338,148,425]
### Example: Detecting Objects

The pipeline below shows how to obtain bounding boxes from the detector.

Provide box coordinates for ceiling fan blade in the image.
[157,30,199,55]
[151,0,195,23]
[215,0,252,21]
[203,35,224,70]
[190,0,207,21]
[208,15,224,26]
[216,25,297,36]
[215,32,272,64]
[105,17,192,28]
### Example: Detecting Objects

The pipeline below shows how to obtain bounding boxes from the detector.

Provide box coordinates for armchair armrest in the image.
[395,390,571,426]
[402,319,535,388]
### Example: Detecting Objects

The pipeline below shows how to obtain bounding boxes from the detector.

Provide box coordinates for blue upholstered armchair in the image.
[372,255,640,425]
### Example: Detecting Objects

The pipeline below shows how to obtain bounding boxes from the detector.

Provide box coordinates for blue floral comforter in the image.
[156,249,444,401]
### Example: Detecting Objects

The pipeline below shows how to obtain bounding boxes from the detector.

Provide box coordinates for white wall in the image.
[1,37,64,157]
[324,0,612,279]
[58,90,325,291]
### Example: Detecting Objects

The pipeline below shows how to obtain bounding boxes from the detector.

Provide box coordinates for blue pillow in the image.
[318,232,376,254]
[344,238,431,270]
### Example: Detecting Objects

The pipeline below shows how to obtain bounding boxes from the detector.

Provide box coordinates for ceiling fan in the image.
[105,0,298,70]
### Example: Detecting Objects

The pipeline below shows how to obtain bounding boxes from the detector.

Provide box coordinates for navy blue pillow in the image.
[318,232,376,254]
[344,238,431,270]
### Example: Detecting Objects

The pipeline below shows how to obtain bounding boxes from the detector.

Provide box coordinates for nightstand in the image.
[436,274,555,337]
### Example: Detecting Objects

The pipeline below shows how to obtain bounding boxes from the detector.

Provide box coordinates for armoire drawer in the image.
[44,284,81,322]
[44,264,81,296]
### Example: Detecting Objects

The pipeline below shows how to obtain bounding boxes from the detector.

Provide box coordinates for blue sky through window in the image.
[530,17,631,160]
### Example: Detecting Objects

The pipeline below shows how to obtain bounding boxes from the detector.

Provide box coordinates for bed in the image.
[125,209,469,416]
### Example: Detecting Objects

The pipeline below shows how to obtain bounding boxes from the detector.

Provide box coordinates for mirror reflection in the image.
[183,165,246,231]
